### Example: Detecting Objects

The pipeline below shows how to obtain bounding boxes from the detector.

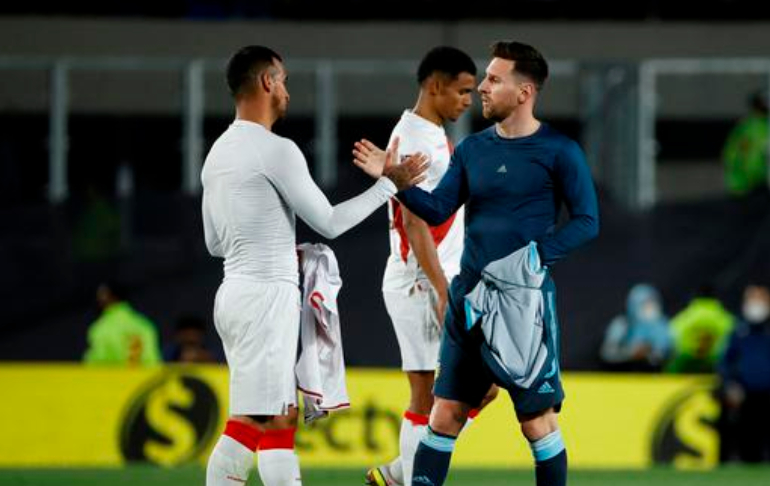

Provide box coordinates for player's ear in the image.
[259,69,274,93]
[518,82,535,104]
[427,74,442,96]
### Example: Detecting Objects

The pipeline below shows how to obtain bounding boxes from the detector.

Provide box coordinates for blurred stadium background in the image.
[1,2,770,485]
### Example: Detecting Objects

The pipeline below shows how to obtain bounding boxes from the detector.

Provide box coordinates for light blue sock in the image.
[529,429,567,486]
[411,426,456,486]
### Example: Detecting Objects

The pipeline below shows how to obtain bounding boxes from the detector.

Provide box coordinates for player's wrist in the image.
[431,277,449,295]
[376,176,398,194]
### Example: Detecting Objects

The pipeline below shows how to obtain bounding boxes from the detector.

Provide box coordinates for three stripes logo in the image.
[497,164,507,173]
[537,381,555,394]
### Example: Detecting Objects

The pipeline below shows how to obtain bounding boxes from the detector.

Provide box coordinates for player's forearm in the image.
[296,177,397,239]
[397,155,465,225]
[398,186,454,226]
[272,143,397,239]
[404,213,447,293]
[537,212,599,266]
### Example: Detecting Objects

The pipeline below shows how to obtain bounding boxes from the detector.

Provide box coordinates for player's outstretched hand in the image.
[384,150,429,191]
[353,136,428,190]
[352,137,389,178]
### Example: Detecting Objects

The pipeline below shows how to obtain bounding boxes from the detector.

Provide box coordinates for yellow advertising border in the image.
[0,364,718,469]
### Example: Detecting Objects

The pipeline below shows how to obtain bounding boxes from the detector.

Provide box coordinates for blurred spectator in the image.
[666,284,735,373]
[721,89,769,197]
[716,282,770,463]
[72,185,122,263]
[163,314,218,363]
[83,280,162,366]
[599,283,673,372]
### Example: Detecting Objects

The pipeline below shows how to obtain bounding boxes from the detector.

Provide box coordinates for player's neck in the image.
[412,98,443,127]
[495,111,540,139]
[235,102,275,131]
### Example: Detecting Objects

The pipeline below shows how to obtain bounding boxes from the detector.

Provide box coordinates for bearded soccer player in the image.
[201,45,428,486]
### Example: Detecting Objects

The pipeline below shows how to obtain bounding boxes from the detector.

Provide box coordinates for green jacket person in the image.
[722,90,769,197]
[667,286,735,374]
[83,281,161,365]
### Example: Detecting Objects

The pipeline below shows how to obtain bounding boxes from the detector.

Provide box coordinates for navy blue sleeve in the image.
[717,331,739,381]
[537,139,600,266]
[396,147,468,226]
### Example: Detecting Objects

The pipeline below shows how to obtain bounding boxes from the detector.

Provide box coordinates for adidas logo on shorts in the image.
[537,381,555,394]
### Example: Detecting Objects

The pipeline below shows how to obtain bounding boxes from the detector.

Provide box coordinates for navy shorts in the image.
[433,274,564,416]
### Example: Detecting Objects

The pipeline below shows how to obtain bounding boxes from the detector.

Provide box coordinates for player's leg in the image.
[207,414,265,486]
[513,276,567,486]
[399,371,434,484]
[518,408,566,486]
[366,372,434,486]
[464,384,500,431]
[411,287,493,486]
[368,288,441,486]
[411,396,473,486]
[207,280,301,486]
[258,406,303,486]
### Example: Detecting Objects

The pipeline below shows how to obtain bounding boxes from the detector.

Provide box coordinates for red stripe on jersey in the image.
[429,213,457,247]
[392,136,457,262]
[392,198,411,263]
[392,199,458,262]
[430,135,457,247]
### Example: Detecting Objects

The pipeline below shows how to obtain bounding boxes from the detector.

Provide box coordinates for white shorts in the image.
[383,282,441,372]
[213,277,300,416]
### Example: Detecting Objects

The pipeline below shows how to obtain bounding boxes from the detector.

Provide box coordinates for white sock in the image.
[384,455,404,485]
[257,449,303,486]
[206,435,255,486]
[400,413,428,486]
[462,415,475,432]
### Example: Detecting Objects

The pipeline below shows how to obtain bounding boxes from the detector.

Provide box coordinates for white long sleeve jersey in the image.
[201,119,397,284]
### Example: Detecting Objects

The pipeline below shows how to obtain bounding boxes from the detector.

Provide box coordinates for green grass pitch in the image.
[0,465,768,486]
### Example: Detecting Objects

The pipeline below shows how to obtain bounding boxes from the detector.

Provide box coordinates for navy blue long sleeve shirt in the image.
[397,123,599,285]
[718,321,770,392]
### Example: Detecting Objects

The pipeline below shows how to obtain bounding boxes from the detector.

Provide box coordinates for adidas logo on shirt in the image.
[497,164,507,173]
[537,381,555,394]
[413,476,435,485]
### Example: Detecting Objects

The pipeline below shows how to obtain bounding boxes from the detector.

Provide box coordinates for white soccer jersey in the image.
[382,110,464,293]
[201,119,397,284]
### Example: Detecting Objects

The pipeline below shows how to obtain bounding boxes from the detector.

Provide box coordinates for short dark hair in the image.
[695,282,717,298]
[175,314,207,332]
[417,46,477,85]
[490,40,548,90]
[226,45,283,99]
[99,279,129,301]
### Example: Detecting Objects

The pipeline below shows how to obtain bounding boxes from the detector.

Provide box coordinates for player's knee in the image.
[519,410,558,441]
[430,399,470,436]
[481,384,500,407]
